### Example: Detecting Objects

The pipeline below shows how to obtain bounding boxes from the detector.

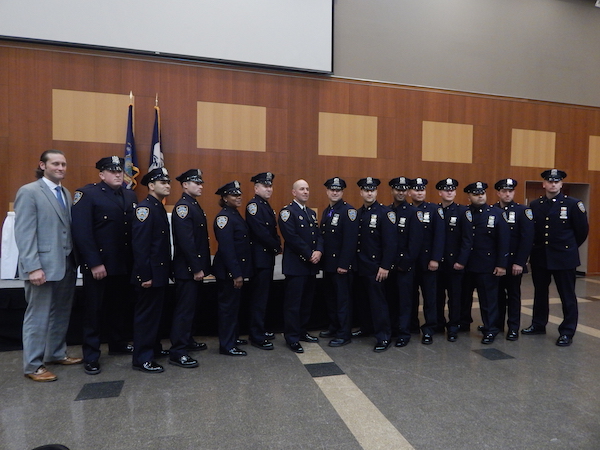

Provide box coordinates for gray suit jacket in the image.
[14,178,73,281]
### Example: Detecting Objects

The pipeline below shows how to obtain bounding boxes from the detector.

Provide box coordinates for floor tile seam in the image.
[295,345,415,450]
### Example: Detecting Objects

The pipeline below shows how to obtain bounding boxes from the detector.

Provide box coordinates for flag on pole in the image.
[123,102,139,189]
[148,103,164,171]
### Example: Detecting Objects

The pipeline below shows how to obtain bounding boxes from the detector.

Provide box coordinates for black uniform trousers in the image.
[361,275,391,343]
[132,286,165,366]
[170,279,201,358]
[497,273,523,332]
[248,267,273,343]
[323,271,353,340]
[82,273,131,363]
[464,272,500,336]
[437,269,464,335]
[396,269,415,341]
[217,279,242,351]
[283,275,316,345]
[411,267,438,335]
[531,266,578,337]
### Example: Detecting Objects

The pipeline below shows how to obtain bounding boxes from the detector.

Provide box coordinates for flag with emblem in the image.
[148,101,164,171]
[123,102,139,190]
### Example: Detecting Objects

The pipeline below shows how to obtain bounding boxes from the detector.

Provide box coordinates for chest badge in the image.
[136,207,149,222]
[560,206,568,220]
[176,205,189,219]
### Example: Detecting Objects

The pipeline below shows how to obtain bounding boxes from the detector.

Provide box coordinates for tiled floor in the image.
[1,274,600,449]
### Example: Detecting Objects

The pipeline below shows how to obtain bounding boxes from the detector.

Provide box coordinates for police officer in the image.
[435,178,472,342]
[169,169,211,368]
[319,177,358,347]
[522,169,589,346]
[409,177,445,344]
[131,167,172,373]
[213,181,253,356]
[493,178,534,340]
[356,177,397,352]
[278,179,323,353]
[387,177,421,347]
[246,172,281,350]
[462,181,509,344]
[72,156,137,375]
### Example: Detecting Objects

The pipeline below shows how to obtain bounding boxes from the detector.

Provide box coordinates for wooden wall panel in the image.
[422,121,473,164]
[1,40,599,272]
[318,112,378,158]
[510,129,556,168]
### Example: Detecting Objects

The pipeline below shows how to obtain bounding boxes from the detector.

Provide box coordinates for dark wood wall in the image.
[1,41,599,273]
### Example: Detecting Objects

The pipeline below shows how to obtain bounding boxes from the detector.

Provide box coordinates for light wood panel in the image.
[52,89,131,143]
[588,135,600,171]
[422,121,473,164]
[196,101,266,152]
[510,128,556,168]
[318,112,378,158]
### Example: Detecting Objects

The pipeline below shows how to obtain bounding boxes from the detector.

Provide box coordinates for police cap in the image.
[409,177,428,190]
[96,156,124,172]
[389,177,411,190]
[357,177,380,190]
[215,180,242,196]
[176,169,203,184]
[435,178,459,191]
[324,177,346,190]
[141,167,170,186]
[250,172,275,186]
[463,181,488,194]
[494,178,517,190]
[541,169,566,181]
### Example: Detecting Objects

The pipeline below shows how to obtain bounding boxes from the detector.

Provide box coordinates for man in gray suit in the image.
[14,149,81,382]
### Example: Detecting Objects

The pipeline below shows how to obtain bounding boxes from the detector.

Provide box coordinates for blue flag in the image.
[123,104,139,189]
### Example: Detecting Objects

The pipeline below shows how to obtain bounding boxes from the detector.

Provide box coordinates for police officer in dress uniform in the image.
[72,156,137,375]
[213,181,253,356]
[318,177,358,347]
[435,178,472,342]
[246,172,281,350]
[356,177,397,353]
[409,177,445,344]
[522,169,589,346]
[386,177,422,347]
[131,167,172,373]
[462,182,510,344]
[493,178,534,341]
[278,179,323,353]
[169,169,211,369]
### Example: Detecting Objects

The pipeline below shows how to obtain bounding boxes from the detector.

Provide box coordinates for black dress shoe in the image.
[521,325,546,335]
[108,344,134,355]
[84,361,101,375]
[421,334,433,345]
[556,335,573,347]
[288,342,304,353]
[236,339,248,346]
[264,332,276,340]
[300,333,319,343]
[169,355,199,368]
[477,325,485,333]
[395,338,409,347]
[328,338,351,347]
[154,349,170,358]
[351,329,366,338]
[481,333,495,344]
[373,340,390,353]
[506,330,519,341]
[447,334,458,342]
[219,347,247,356]
[185,341,208,351]
[319,330,334,338]
[132,361,164,373]
[251,340,274,350]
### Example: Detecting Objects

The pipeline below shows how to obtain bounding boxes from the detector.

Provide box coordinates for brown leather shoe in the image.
[47,356,83,365]
[25,366,57,382]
